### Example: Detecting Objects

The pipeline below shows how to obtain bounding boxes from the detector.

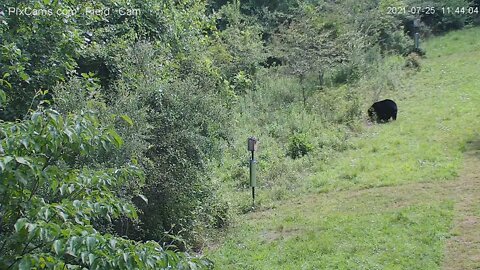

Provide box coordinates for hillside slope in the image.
[207,27,480,269]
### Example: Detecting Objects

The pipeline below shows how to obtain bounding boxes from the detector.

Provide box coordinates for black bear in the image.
[368,99,397,123]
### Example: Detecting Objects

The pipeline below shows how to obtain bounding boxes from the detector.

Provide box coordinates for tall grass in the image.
[211,48,411,212]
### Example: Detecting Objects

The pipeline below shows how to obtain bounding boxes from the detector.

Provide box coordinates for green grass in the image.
[210,185,453,269]
[206,27,480,269]
[307,27,480,192]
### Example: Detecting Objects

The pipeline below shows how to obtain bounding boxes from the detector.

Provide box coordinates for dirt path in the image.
[442,140,480,270]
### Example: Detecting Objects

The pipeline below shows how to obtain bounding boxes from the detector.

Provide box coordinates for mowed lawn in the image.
[206,27,480,269]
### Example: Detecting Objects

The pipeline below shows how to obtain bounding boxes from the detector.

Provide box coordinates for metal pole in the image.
[252,187,255,207]
[247,137,258,209]
[251,150,255,207]
[413,18,420,51]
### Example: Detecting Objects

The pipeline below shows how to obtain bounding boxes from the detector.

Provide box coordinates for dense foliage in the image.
[1,0,229,249]
[0,91,211,269]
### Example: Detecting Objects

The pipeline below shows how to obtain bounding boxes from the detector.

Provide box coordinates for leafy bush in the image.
[0,93,211,269]
[287,133,314,159]
[138,76,229,248]
[405,52,423,70]
[0,0,103,121]
[210,1,265,95]
[54,41,230,249]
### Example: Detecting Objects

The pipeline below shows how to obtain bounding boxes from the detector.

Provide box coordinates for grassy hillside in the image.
[206,27,480,269]
[308,27,480,192]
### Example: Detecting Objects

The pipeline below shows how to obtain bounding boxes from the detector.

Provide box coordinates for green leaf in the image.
[64,128,74,142]
[31,111,42,123]
[120,114,134,126]
[68,236,79,254]
[14,218,28,232]
[4,156,14,164]
[68,184,75,194]
[81,252,88,264]
[89,253,96,265]
[20,139,29,149]
[138,194,148,204]
[15,170,28,185]
[15,156,31,167]
[0,79,12,89]
[18,259,32,270]
[131,158,138,165]
[86,236,96,251]
[58,211,68,222]
[0,156,13,171]
[59,184,67,195]
[108,129,124,147]
[47,110,60,122]
[53,240,63,255]
[109,239,117,249]
[73,200,81,208]
[0,89,6,107]
[43,207,52,220]
[19,72,30,82]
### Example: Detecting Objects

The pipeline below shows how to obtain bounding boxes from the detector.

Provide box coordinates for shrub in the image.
[405,52,423,70]
[0,94,211,269]
[136,76,229,249]
[287,133,314,159]
[54,38,230,249]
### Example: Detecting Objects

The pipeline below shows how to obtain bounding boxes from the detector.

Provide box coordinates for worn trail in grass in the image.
[207,28,480,269]
[443,140,480,270]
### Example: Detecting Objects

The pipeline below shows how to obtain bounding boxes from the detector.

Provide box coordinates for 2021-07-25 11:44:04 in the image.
[386,6,479,15]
